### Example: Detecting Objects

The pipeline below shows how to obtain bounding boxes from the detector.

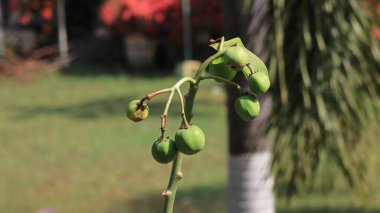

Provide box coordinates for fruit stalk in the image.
[163,153,183,213]
[140,88,172,105]
[160,77,196,139]
[162,51,226,213]
[175,88,189,128]
[160,90,175,139]
[199,75,242,92]
[127,37,269,213]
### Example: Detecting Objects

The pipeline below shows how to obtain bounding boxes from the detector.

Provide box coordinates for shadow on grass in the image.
[108,183,380,213]
[109,184,226,213]
[278,208,380,213]
[11,96,222,120]
[60,63,126,76]
[60,62,174,78]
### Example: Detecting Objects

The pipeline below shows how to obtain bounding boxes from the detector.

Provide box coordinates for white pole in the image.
[181,0,192,60]
[0,1,5,57]
[57,0,69,66]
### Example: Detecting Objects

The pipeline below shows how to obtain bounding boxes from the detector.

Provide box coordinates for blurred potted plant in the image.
[99,0,222,69]
[100,0,178,68]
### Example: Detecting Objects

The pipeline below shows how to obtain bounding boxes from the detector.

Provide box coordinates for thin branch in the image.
[160,89,176,139]
[199,75,242,92]
[175,88,189,128]
[219,37,225,51]
[140,88,172,105]
[162,51,222,213]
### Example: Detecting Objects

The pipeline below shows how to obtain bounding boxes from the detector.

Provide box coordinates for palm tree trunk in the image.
[227,92,274,213]
[224,0,274,212]
[57,0,69,67]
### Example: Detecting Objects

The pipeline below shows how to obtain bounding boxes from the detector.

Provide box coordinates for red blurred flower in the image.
[100,2,119,25]
[99,0,222,42]
[19,13,32,26]
[41,7,53,20]
[101,0,177,24]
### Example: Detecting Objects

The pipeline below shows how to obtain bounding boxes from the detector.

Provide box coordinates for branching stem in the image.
[160,89,175,139]
[162,51,228,213]
[175,88,189,128]
[154,77,196,139]
[161,38,240,213]
[199,75,242,92]
[140,88,172,105]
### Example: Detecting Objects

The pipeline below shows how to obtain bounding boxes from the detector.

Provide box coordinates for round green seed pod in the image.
[175,125,205,155]
[247,50,269,75]
[223,46,251,70]
[247,72,270,95]
[209,57,236,82]
[126,100,149,122]
[234,95,260,121]
[151,137,178,164]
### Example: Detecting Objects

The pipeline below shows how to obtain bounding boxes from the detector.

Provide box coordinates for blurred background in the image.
[0,0,379,212]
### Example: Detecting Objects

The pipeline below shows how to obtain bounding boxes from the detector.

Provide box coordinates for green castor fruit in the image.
[247,50,269,75]
[175,125,205,155]
[209,57,236,82]
[247,72,270,95]
[151,137,178,164]
[234,95,260,121]
[126,100,149,122]
[223,46,250,70]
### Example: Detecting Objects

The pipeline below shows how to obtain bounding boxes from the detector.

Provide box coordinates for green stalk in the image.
[199,75,242,92]
[162,51,226,213]
[162,153,183,213]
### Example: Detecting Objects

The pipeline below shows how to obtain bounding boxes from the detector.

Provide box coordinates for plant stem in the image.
[140,88,172,105]
[162,52,225,213]
[162,153,183,213]
[173,76,197,88]
[195,50,225,79]
[219,37,225,50]
[199,75,242,92]
[175,88,189,128]
[142,77,195,139]
[160,89,175,139]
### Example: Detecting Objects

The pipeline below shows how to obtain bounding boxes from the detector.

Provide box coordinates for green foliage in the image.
[268,0,380,194]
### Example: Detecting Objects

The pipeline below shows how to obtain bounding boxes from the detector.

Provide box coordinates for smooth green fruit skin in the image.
[151,138,178,164]
[241,49,269,78]
[126,100,149,122]
[223,46,250,70]
[209,57,236,81]
[234,96,260,121]
[247,50,269,75]
[248,72,270,95]
[175,125,205,155]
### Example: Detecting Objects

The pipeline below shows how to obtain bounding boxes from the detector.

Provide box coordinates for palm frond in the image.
[267,0,380,195]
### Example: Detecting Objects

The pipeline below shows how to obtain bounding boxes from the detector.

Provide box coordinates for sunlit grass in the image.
[0,72,228,213]
[0,71,379,212]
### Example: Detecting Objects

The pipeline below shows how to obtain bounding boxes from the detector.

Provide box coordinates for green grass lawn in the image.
[0,71,379,213]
